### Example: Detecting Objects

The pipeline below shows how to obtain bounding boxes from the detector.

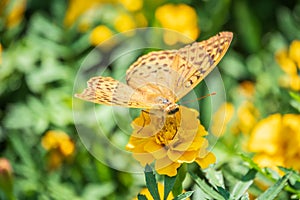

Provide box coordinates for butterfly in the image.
[75,32,233,115]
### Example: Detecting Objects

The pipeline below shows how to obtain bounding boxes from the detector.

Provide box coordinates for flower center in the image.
[155,115,179,146]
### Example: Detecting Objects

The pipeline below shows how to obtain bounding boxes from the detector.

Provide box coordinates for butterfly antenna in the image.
[180,92,216,105]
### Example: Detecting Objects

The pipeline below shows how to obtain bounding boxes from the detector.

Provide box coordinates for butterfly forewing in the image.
[173,32,233,100]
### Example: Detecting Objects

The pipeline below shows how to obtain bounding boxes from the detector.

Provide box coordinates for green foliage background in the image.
[1,0,300,199]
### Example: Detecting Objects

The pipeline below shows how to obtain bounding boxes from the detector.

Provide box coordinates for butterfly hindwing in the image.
[75,76,156,108]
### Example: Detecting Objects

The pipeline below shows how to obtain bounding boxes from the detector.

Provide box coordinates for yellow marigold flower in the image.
[42,130,75,169]
[248,113,300,172]
[155,4,199,44]
[276,41,300,91]
[90,25,114,46]
[126,106,215,177]
[211,102,235,136]
[114,13,136,32]
[134,182,175,200]
[119,0,143,12]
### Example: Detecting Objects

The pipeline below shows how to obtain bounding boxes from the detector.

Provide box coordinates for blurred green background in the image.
[1,0,300,199]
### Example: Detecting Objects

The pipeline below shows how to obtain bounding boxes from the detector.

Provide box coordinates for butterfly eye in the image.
[156,97,170,104]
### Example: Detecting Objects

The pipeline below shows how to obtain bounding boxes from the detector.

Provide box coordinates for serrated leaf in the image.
[173,191,194,200]
[230,168,255,199]
[240,154,264,174]
[137,194,148,200]
[278,167,300,190]
[145,165,160,200]
[242,168,257,181]
[205,168,225,189]
[230,180,253,200]
[257,172,292,200]
[164,175,176,200]
[189,172,224,200]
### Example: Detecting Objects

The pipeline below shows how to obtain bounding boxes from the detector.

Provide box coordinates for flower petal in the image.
[195,152,216,169]
[155,157,181,176]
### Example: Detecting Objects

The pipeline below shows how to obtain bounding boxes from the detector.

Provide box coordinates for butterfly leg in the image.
[136,110,150,134]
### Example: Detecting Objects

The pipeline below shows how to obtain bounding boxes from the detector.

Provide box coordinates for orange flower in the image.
[248,114,300,173]
[41,130,75,169]
[276,40,300,91]
[0,158,13,198]
[126,106,215,177]
[155,4,199,45]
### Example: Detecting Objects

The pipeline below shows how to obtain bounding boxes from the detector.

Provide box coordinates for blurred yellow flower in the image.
[276,40,300,91]
[41,130,75,169]
[237,81,256,99]
[0,0,26,28]
[211,102,235,136]
[211,100,259,136]
[155,4,199,44]
[64,0,106,27]
[114,13,136,32]
[126,106,215,177]
[90,25,114,46]
[119,0,143,12]
[289,40,300,66]
[134,182,175,200]
[234,101,259,135]
[248,113,300,172]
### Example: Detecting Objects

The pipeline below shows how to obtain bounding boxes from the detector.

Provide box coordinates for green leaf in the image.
[257,172,292,200]
[230,169,256,200]
[242,168,257,181]
[145,165,160,200]
[289,92,300,102]
[189,172,224,200]
[240,154,264,174]
[164,175,176,200]
[217,186,230,200]
[137,194,148,200]
[205,168,225,189]
[173,191,194,200]
[82,183,115,199]
[231,181,253,200]
[172,164,187,197]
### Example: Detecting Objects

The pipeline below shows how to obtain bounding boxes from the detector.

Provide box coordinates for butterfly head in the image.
[157,97,179,115]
